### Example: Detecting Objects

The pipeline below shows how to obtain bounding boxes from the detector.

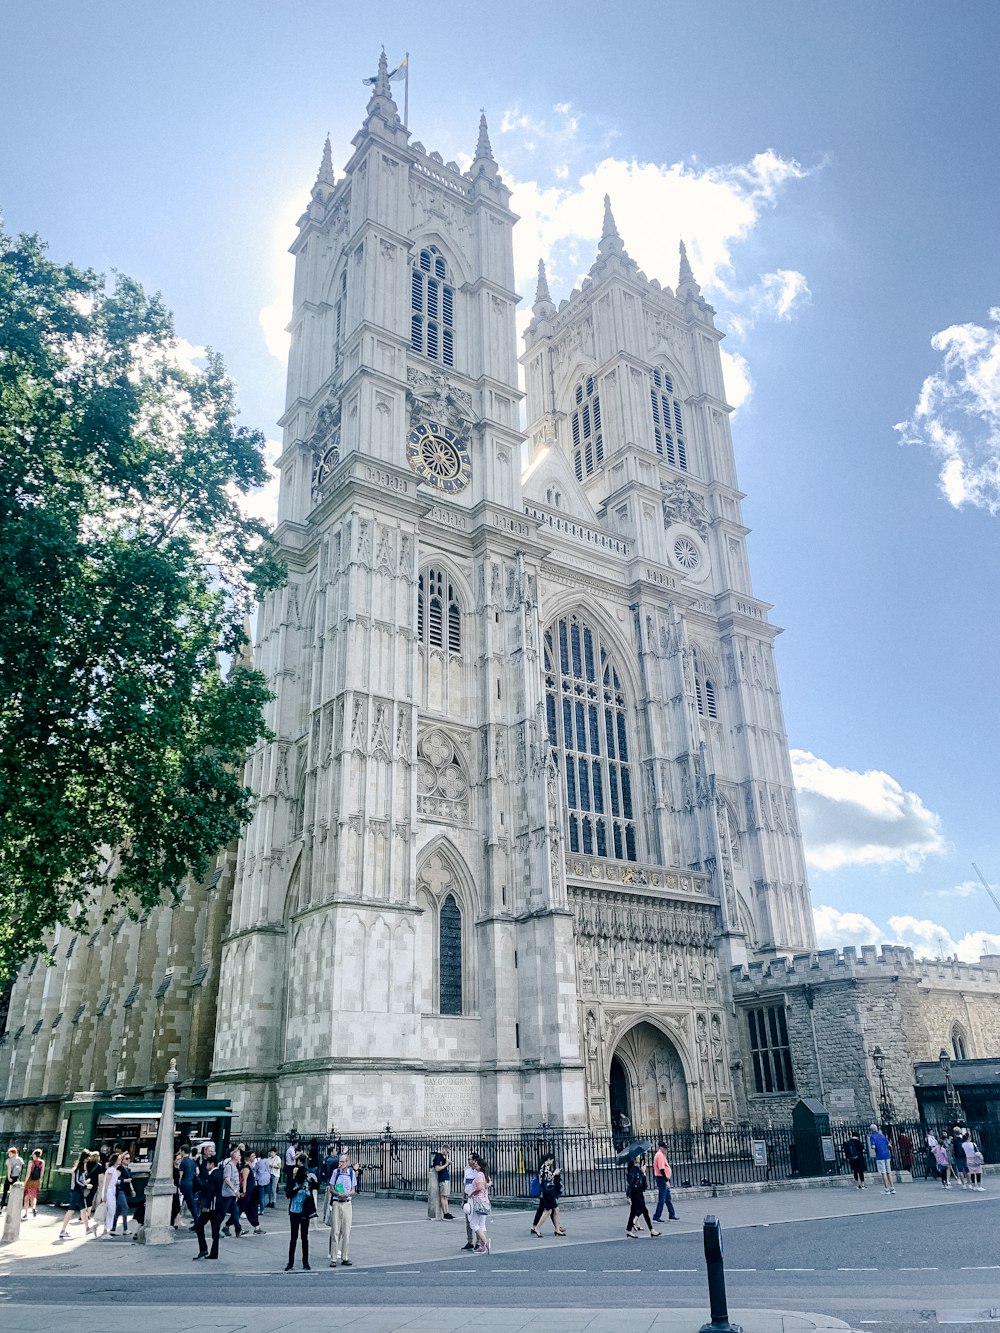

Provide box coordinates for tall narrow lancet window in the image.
[439,894,463,1014]
[544,614,637,861]
[570,375,604,481]
[692,647,718,719]
[411,246,455,367]
[650,367,687,470]
[418,568,461,654]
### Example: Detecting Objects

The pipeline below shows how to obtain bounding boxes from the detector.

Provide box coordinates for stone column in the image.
[1,1182,24,1242]
[137,1059,179,1245]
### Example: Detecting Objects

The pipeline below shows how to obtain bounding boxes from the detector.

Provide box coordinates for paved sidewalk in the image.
[0,1302,856,1332]
[0,1172,988,1278]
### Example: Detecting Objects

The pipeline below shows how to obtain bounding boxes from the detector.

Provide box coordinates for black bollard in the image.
[698,1214,743,1333]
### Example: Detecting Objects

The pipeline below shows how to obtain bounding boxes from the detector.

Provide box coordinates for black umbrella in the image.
[617,1138,651,1163]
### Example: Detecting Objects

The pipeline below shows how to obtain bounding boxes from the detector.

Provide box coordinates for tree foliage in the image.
[0,229,283,981]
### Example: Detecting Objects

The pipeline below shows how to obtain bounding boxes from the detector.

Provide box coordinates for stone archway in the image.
[609,1021,690,1134]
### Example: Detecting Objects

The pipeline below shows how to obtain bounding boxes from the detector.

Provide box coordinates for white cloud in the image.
[930,879,980,899]
[812,905,1000,964]
[721,349,752,411]
[235,436,281,529]
[895,307,1000,514]
[813,904,882,949]
[258,190,309,363]
[790,749,947,872]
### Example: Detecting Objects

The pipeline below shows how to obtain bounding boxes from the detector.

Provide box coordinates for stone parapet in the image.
[731,944,1000,994]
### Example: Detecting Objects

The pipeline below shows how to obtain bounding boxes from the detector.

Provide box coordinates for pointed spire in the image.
[475,110,495,162]
[374,47,392,98]
[313,134,334,191]
[534,258,552,306]
[601,194,620,244]
[677,239,702,299]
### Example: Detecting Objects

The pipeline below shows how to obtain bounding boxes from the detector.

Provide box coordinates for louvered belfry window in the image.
[418,568,461,654]
[411,246,455,367]
[571,375,604,481]
[650,367,687,470]
[544,614,636,861]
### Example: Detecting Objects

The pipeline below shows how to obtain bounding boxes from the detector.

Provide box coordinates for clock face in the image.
[406,421,471,494]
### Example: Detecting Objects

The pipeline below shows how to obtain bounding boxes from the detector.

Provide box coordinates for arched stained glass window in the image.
[439,894,463,1014]
[418,568,461,654]
[544,614,637,861]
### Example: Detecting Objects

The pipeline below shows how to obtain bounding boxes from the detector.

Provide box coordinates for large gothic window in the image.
[334,267,347,368]
[418,568,461,654]
[544,614,637,861]
[650,367,687,470]
[439,894,463,1015]
[571,375,604,481]
[411,246,455,367]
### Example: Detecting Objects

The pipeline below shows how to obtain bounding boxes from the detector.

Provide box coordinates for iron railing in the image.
[230,1116,995,1198]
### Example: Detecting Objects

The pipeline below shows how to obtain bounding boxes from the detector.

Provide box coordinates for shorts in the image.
[876,1158,891,1174]
[69,1186,86,1210]
[469,1212,487,1232]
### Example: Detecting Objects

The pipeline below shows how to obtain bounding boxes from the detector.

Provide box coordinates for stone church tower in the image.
[210,54,815,1133]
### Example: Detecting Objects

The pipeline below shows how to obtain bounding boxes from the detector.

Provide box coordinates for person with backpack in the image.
[842,1134,866,1189]
[320,1144,337,1223]
[529,1151,565,1236]
[21,1148,45,1220]
[0,1146,24,1213]
[625,1152,660,1238]
[327,1150,357,1266]
[59,1150,92,1238]
[285,1163,318,1271]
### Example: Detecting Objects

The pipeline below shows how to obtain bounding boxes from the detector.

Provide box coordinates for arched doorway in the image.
[608,1021,690,1134]
[609,1053,631,1145]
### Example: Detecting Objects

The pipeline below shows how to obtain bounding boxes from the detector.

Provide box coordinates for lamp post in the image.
[139,1058,179,1244]
[939,1048,963,1122]
[870,1044,895,1127]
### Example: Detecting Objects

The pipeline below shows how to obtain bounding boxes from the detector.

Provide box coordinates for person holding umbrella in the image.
[622,1143,659,1238]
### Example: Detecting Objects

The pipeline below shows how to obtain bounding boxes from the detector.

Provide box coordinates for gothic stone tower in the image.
[520,202,815,1130]
[211,56,584,1131]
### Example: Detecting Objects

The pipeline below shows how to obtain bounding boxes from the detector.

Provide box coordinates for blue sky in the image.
[4,1,1000,959]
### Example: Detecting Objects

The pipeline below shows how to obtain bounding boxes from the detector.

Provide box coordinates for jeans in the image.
[288,1213,310,1268]
[222,1195,242,1233]
[652,1176,676,1220]
[258,1182,269,1217]
[179,1181,200,1222]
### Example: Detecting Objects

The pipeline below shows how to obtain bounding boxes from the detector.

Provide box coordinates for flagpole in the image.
[404,51,409,127]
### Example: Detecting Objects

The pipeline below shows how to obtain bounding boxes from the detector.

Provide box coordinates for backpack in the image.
[29,1159,43,1181]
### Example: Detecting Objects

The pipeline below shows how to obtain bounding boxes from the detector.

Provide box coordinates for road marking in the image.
[438,1268,469,1272]
[900,1267,938,1271]
[838,1266,878,1271]
[960,1265,1000,1270]
[388,1269,420,1274]
[658,1267,697,1273]
[729,1267,757,1272]
[603,1268,641,1273]
[776,1267,814,1272]
[491,1268,528,1273]
[548,1268,587,1273]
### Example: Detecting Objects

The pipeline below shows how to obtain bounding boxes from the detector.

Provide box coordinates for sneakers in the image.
[890,1188,896,1195]
[58,1230,69,1239]
[649,1230,661,1237]
[626,1229,638,1238]
[253,1227,266,1235]
[461,1242,475,1250]
[329,1259,338,1267]
[341,1259,353,1266]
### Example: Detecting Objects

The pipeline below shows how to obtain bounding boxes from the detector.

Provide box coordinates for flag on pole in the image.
[362,56,407,86]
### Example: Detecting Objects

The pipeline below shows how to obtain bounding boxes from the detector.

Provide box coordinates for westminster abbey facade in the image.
[20,53,951,1139]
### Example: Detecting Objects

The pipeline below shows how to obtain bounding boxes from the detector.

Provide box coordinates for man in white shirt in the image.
[284,1141,298,1196]
[328,1152,357,1267]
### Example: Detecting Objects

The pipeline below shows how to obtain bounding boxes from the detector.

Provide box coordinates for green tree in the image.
[0,229,282,982]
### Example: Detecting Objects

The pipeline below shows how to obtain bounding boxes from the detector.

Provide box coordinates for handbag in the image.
[473,1195,491,1216]
[93,1200,107,1226]
[528,1175,540,1198]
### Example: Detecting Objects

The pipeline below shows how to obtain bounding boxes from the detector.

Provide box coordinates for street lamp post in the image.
[939,1048,963,1122]
[870,1045,895,1127]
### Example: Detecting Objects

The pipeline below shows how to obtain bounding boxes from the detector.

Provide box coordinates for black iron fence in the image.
[230,1116,1000,1199]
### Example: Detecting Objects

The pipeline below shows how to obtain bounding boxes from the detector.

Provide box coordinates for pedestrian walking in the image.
[868,1124,895,1195]
[843,1134,866,1189]
[529,1152,566,1235]
[177,1146,200,1224]
[0,1146,24,1212]
[241,1150,266,1233]
[428,1143,455,1220]
[99,1152,120,1237]
[59,1150,93,1238]
[21,1148,45,1220]
[951,1126,971,1190]
[285,1163,318,1271]
[192,1150,225,1260]
[109,1152,134,1234]
[253,1149,272,1219]
[267,1148,282,1208]
[930,1138,951,1187]
[84,1151,103,1230]
[221,1147,244,1236]
[327,1150,357,1267]
[465,1153,491,1254]
[625,1152,660,1237]
[651,1140,678,1221]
